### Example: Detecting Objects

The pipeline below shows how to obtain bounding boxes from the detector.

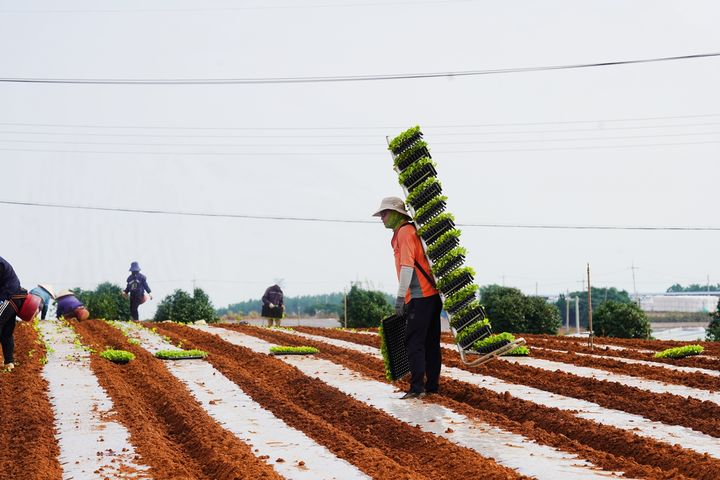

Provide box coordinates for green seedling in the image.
[469,332,516,351]
[405,177,441,207]
[443,284,478,312]
[430,246,466,274]
[269,346,319,355]
[388,125,421,153]
[378,323,394,381]
[426,229,461,258]
[436,266,475,292]
[398,157,435,186]
[417,212,455,238]
[154,349,208,360]
[503,345,530,356]
[414,195,447,220]
[654,345,704,359]
[455,318,491,344]
[100,349,135,363]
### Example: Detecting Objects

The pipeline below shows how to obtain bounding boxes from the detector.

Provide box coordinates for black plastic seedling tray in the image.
[381,314,410,381]
[396,145,431,172]
[470,339,511,355]
[433,254,464,278]
[445,291,477,315]
[450,305,486,333]
[408,182,442,210]
[391,131,424,155]
[457,323,493,350]
[402,163,437,191]
[420,217,455,245]
[439,271,474,296]
[415,199,446,226]
[428,235,459,262]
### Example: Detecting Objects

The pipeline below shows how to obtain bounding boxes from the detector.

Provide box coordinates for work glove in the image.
[149,294,153,300]
[394,296,406,317]
[269,303,275,308]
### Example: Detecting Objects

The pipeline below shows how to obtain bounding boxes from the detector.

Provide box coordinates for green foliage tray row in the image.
[269,346,319,355]
[100,348,135,363]
[653,345,704,359]
[503,345,530,356]
[388,125,422,154]
[398,157,436,188]
[154,349,208,359]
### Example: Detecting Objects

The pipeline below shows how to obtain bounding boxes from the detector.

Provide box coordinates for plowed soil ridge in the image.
[282,325,720,480]
[154,322,525,480]
[0,321,62,480]
[73,320,282,480]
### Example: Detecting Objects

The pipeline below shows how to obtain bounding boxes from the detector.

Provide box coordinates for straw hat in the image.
[372,196,410,217]
[39,284,56,299]
[56,289,74,299]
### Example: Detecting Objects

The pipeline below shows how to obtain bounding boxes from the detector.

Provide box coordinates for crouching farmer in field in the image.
[123,261,152,321]
[55,289,90,321]
[261,284,285,327]
[29,284,55,320]
[373,197,442,400]
[0,256,24,371]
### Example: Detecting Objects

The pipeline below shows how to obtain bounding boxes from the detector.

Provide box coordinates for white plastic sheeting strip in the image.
[533,346,720,377]
[283,329,720,459]
[114,322,369,480]
[200,325,626,480]
[39,320,150,479]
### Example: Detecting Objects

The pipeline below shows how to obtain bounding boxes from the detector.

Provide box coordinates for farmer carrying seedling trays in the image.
[373,197,442,399]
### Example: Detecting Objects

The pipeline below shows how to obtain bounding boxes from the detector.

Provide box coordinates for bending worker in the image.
[0,256,24,371]
[29,284,55,320]
[261,284,285,327]
[373,197,443,399]
[56,290,90,321]
[124,262,152,321]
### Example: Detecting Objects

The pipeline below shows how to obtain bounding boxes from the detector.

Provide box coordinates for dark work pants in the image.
[130,294,142,321]
[404,294,442,393]
[0,300,16,364]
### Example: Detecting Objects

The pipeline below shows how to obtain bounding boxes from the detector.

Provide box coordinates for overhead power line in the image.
[2,200,719,231]
[1,113,719,130]
[1,52,718,85]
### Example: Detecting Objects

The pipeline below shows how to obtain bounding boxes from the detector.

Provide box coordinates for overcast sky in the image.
[1,0,719,314]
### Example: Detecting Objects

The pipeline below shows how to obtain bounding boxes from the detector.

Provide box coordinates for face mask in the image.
[383,210,408,230]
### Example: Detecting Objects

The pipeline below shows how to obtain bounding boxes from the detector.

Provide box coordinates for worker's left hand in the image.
[149,294,153,300]
[394,296,405,316]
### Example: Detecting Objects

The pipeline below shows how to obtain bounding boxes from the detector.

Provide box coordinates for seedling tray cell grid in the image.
[439,272,474,296]
[433,254,465,278]
[396,145,431,172]
[458,323,493,350]
[408,182,442,210]
[420,218,455,245]
[415,199,446,226]
[428,236,460,262]
[450,306,486,333]
[445,291,477,315]
[381,314,410,381]
[402,163,437,191]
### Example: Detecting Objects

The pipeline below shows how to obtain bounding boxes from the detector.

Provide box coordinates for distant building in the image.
[640,295,719,313]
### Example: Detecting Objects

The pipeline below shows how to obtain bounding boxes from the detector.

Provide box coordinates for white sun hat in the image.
[372,196,410,217]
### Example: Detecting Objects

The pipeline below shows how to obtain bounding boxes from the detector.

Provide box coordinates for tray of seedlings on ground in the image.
[654,344,704,359]
[269,346,319,355]
[387,125,526,367]
[100,348,135,364]
[154,348,208,360]
[379,314,411,381]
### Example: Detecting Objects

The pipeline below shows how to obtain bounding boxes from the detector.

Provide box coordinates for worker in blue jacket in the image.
[0,256,23,371]
[123,262,152,321]
[29,284,55,320]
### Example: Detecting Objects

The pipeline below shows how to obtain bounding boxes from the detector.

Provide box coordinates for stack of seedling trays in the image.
[386,126,526,367]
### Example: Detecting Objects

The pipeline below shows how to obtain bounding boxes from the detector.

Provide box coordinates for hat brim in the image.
[372,206,410,217]
[39,284,56,299]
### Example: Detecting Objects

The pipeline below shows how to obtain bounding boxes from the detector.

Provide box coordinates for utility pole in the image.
[192,276,196,291]
[575,296,580,334]
[708,274,711,293]
[343,287,348,328]
[631,262,638,302]
[565,293,570,332]
[535,282,538,296]
[587,263,593,349]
